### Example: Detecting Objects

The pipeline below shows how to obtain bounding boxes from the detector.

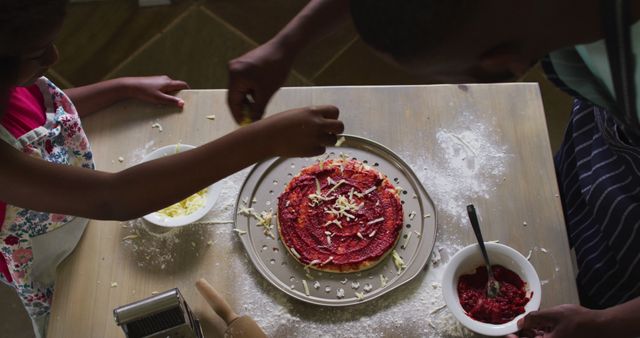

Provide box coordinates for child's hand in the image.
[256,105,344,157]
[123,75,190,108]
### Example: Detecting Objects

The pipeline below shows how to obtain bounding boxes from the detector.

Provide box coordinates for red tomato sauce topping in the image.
[457,265,531,324]
[278,159,403,272]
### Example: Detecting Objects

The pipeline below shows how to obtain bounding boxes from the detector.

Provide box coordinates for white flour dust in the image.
[402,111,510,221]
[118,136,496,337]
[232,242,471,338]
[118,167,474,337]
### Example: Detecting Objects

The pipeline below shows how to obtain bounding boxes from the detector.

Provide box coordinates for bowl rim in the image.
[441,242,542,336]
[140,144,222,227]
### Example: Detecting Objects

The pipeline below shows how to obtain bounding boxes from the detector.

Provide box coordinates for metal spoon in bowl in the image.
[467,204,500,298]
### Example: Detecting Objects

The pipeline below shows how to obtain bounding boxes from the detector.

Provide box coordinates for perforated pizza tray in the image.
[234,135,437,306]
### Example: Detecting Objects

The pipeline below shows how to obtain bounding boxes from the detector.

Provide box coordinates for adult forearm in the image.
[272,0,350,55]
[64,78,130,117]
[600,297,640,337]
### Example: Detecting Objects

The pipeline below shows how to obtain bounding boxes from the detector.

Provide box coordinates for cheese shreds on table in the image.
[122,234,139,241]
[151,122,163,132]
[156,188,208,218]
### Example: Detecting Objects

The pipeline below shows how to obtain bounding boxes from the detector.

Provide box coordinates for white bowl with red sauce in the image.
[442,242,542,336]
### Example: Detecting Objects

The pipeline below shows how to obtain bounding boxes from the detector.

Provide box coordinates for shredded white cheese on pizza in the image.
[290,248,301,258]
[321,256,334,266]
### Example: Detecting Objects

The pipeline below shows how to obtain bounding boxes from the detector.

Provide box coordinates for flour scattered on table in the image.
[402,111,509,220]
[117,164,474,337]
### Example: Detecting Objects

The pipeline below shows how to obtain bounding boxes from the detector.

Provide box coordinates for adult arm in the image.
[507,299,640,337]
[227,0,350,122]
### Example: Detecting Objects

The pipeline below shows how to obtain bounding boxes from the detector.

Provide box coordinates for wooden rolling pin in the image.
[195,278,267,338]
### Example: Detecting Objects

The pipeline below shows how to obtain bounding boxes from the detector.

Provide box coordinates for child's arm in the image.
[64,76,189,117]
[0,106,343,220]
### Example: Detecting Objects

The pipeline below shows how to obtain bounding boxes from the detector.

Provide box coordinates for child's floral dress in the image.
[0,77,94,337]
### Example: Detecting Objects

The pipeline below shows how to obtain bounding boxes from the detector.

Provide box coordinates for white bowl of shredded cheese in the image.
[141,144,223,227]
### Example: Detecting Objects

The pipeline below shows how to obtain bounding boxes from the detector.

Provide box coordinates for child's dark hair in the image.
[349,0,474,62]
[0,0,68,86]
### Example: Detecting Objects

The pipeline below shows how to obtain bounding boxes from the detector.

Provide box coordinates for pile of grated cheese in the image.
[156,188,207,218]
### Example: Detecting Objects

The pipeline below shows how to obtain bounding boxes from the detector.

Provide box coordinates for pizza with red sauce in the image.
[277,158,404,273]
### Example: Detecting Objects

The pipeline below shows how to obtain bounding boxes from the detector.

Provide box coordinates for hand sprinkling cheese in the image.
[335,136,346,147]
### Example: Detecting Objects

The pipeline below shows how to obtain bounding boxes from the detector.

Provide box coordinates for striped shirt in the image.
[544,18,640,308]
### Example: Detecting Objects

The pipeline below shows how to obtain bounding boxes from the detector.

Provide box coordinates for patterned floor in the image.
[1,1,572,337]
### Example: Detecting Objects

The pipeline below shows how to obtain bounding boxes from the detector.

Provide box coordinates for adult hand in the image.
[123,75,190,108]
[505,304,605,338]
[255,105,344,158]
[227,40,294,124]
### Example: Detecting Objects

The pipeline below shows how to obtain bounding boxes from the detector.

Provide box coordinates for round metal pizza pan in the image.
[234,134,437,306]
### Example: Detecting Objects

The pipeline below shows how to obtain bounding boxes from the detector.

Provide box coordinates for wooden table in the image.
[48,85,578,337]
